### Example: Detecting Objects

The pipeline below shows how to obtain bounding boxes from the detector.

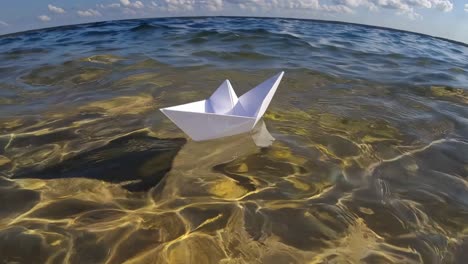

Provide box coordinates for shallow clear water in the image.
[0,17,467,263]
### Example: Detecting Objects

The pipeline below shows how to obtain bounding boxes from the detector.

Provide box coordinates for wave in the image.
[192,50,276,61]
[130,23,174,32]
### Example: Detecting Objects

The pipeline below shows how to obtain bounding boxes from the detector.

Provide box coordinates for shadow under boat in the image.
[10,120,275,193]
[12,131,186,192]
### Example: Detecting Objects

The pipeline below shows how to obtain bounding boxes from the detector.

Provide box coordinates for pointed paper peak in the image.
[232,71,284,122]
[208,79,238,114]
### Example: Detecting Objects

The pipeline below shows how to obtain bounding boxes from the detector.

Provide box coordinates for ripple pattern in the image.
[0,17,467,264]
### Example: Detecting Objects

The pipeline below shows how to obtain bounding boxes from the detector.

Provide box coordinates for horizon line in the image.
[1,15,466,47]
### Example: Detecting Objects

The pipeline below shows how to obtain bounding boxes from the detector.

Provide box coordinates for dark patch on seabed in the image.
[10,131,186,192]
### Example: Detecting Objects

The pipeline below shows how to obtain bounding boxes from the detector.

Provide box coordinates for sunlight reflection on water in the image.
[0,17,467,264]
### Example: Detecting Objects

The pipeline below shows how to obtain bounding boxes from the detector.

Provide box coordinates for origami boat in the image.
[160,71,284,141]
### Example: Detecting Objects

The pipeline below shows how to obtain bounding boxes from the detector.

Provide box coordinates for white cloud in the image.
[322,4,354,13]
[120,0,144,8]
[134,1,144,8]
[160,0,196,12]
[432,0,452,12]
[465,3,468,12]
[397,7,422,20]
[205,0,224,11]
[77,9,102,17]
[48,4,66,14]
[333,0,378,10]
[0,20,8,26]
[401,0,452,11]
[374,0,411,11]
[405,0,432,8]
[38,15,51,22]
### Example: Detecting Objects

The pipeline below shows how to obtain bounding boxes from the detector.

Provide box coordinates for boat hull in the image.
[160,109,256,141]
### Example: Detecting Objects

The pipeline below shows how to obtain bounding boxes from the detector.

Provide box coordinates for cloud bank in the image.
[222,0,453,18]
[18,0,461,28]
[99,0,454,19]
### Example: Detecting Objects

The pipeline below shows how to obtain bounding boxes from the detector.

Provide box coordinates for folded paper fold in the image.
[160,71,284,141]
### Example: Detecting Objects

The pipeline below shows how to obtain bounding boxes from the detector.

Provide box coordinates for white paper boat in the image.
[160,71,284,141]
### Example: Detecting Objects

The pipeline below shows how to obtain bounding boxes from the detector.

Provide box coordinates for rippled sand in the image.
[1,18,468,264]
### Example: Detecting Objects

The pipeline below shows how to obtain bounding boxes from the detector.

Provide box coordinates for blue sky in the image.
[0,0,467,43]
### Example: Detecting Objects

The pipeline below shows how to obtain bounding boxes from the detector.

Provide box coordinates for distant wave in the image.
[0,16,467,88]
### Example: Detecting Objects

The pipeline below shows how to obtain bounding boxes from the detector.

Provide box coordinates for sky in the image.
[0,0,467,43]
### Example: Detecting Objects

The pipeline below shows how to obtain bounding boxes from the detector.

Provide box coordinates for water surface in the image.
[0,17,467,264]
